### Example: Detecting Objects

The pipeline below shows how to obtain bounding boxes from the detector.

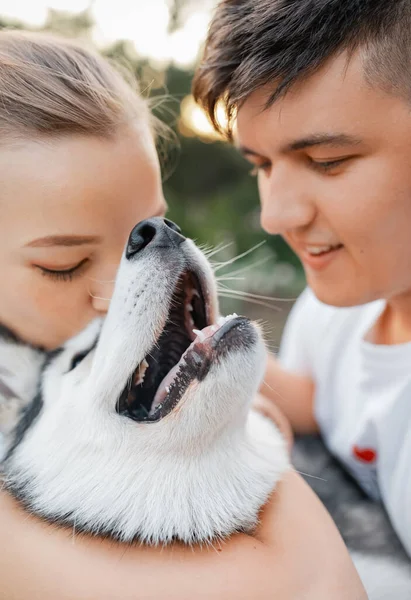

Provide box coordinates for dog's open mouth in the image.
[116,270,247,423]
[116,270,209,423]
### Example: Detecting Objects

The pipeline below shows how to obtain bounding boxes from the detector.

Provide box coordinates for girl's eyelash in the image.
[37,258,89,282]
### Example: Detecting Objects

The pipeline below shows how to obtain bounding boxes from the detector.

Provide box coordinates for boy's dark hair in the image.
[193,0,411,139]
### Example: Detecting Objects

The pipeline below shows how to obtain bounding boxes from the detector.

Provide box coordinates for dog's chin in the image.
[116,268,255,424]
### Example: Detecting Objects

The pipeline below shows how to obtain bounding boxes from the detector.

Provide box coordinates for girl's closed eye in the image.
[35,258,89,282]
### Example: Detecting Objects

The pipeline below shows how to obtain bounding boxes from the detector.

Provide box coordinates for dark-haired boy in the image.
[194,0,411,558]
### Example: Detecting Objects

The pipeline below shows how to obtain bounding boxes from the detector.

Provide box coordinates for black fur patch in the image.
[4,390,44,460]
[4,348,66,460]
[42,347,63,372]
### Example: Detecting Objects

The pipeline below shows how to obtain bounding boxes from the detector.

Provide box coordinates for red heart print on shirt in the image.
[352,445,377,464]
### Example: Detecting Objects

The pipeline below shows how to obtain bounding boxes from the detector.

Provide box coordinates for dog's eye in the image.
[69,351,89,371]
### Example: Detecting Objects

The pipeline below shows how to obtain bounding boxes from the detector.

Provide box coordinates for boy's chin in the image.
[307,279,376,308]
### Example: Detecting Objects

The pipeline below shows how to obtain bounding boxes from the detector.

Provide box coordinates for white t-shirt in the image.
[279,288,411,557]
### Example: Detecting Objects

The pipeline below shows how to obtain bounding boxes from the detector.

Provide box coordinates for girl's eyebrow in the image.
[26,235,101,248]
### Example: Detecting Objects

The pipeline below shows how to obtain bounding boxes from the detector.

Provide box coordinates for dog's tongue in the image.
[150,316,237,414]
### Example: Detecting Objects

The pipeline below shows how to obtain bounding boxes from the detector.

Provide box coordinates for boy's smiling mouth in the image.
[288,238,345,271]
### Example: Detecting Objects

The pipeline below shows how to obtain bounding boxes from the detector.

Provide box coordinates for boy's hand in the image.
[259,352,318,435]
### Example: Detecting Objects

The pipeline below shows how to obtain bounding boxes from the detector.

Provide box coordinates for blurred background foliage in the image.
[0,1,305,341]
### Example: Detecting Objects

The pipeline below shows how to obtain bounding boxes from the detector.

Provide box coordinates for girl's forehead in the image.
[0,127,165,246]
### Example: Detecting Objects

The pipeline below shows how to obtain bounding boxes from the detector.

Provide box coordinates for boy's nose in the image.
[259,170,316,235]
[126,218,185,259]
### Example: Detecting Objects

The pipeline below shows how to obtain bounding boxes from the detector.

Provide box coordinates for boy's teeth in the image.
[307,245,334,255]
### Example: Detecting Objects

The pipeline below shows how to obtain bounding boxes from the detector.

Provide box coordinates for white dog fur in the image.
[2,221,289,545]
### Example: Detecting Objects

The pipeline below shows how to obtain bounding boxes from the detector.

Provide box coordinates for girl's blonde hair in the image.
[0,30,152,140]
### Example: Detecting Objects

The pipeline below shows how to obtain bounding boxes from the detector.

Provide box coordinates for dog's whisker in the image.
[218,255,273,279]
[88,292,113,301]
[260,379,288,404]
[292,468,328,483]
[86,276,116,284]
[217,285,295,303]
[215,276,245,282]
[213,241,266,272]
[203,242,234,259]
[218,292,282,311]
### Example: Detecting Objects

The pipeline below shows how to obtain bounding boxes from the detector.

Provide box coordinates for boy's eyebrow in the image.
[239,133,363,157]
[26,235,101,248]
[286,133,363,152]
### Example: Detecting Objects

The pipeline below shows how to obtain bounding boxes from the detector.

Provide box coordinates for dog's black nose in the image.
[126,218,185,259]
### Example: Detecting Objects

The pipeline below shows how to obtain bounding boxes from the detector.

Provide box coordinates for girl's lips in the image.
[300,244,344,271]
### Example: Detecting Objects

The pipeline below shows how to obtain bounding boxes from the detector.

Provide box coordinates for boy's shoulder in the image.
[280,288,384,374]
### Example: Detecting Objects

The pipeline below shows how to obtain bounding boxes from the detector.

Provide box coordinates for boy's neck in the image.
[368,292,411,345]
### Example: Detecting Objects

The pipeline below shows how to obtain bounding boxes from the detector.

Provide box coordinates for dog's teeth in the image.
[134,359,149,385]
[217,316,226,326]
[193,328,205,341]
[165,386,170,394]
[186,303,193,312]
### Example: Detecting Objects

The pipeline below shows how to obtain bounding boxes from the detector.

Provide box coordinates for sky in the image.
[0,0,216,68]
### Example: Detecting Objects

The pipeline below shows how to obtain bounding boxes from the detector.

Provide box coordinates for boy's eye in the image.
[309,157,349,172]
[249,162,271,176]
[36,258,89,282]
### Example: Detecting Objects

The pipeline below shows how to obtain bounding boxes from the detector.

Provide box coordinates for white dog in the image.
[2,218,289,545]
